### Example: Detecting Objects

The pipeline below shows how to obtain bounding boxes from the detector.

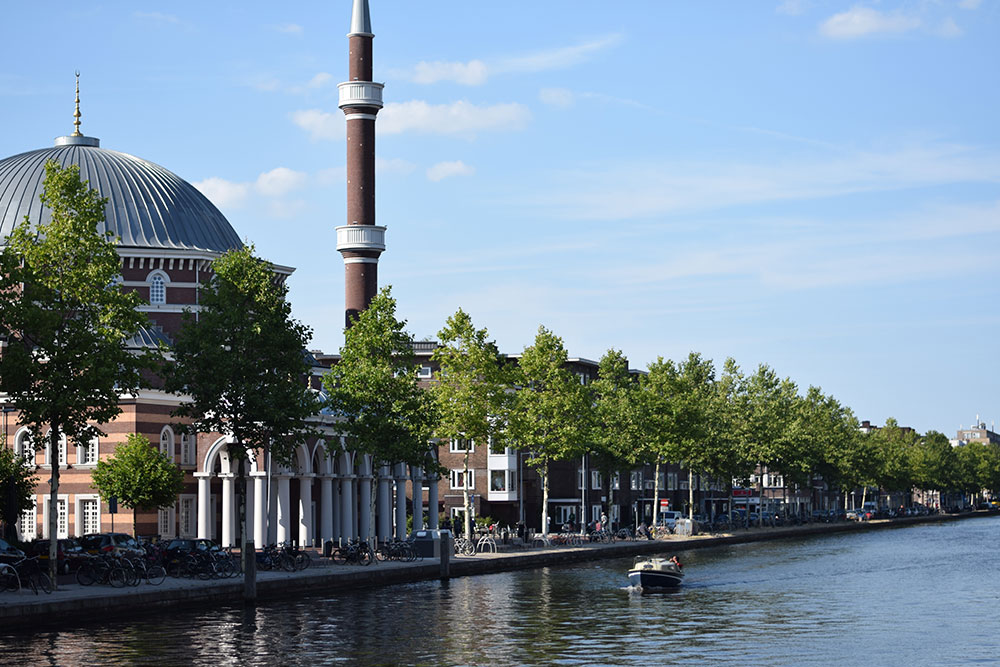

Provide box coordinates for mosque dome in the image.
[0,134,242,254]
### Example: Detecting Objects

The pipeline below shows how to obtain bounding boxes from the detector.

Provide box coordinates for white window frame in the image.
[489,470,506,492]
[77,435,99,466]
[179,495,196,538]
[577,468,585,490]
[41,494,70,539]
[416,365,432,380]
[158,503,177,539]
[630,471,641,491]
[591,504,602,523]
[14,428,34,466]
[180,433,195,466]
[160,426,175,459]
[44,432,67,467]
[75,494,101,536]
[450,469,474,490]
[147,270,168,305]
[667,472,678,491]
[449,438,474,454]
[18,498,37,541]
[591,470,602,490]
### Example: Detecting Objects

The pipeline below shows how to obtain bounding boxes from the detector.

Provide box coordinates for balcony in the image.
[336,225,386,253]
[338,81,384,110]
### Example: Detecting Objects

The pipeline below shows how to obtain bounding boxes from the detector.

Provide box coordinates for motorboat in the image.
[627,556,684,588]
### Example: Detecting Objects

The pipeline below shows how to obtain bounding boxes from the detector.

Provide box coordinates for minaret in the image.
[337,0,385,328]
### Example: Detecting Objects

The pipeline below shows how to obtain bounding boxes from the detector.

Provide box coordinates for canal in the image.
[3,516,998,665]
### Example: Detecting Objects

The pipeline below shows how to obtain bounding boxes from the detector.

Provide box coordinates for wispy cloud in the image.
[937,17,963,38]
[427,161,475,182]
[252,72,334,94]
[194,177,250,208]
[776,0,808,15]
[820,6,921,39]
[379,100,531,137]
[275,23,303,35]
[539,88,576,108]
[255,167,307,197]
[397,34,621,86]
[377,158,417,175]
[290,109,343,141]
[195,167,310,213]
[537,143,1000,221]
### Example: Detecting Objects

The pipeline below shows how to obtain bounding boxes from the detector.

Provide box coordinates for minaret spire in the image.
[336,0,385,328]
[72,71,83,137]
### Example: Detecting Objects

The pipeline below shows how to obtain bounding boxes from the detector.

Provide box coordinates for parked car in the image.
[658,511,681,532]
[0,537,25,564]
[78,533,144,557]
[162,538,222,571]
[27,538,90,574]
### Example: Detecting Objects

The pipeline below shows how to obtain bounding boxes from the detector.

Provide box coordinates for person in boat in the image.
[669,555,683,569]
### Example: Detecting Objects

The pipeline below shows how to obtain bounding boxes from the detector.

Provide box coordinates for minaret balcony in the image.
[336,225,386,253]
[338,81,384,110]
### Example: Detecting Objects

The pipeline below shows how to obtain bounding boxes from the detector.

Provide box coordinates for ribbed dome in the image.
[0,137,242,253]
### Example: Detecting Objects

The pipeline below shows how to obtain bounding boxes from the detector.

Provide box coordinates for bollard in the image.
[243,540,257,602]
[440,530,451,580]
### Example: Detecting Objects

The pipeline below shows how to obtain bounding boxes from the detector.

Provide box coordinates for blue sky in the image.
[1,1,998,435]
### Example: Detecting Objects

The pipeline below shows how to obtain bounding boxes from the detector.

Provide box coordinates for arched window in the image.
[44,432,67,467]
[78,435,99,466]
[180,433,194,466]
[14,429,34,466]
[149,274,166,305]
[160,426,175,460]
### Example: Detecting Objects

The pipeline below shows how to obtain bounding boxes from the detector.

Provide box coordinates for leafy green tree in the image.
[672,353,717,521]
[0,162,150,587]
[323,287,438,525]
[166,245,321,598]
[741,364,797,526]
[508,326,589,534]
[431,308,512,539]
[910,431,955,498]
[0,435,38,543]
[870,418,917,504]
[90,434,185,536]
[640,358,686,525]
[589,349,636,529]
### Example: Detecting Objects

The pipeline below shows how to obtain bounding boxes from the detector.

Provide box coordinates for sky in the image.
[1,1,998,435]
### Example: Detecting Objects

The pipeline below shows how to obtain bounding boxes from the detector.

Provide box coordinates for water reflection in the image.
[3,518,999,665]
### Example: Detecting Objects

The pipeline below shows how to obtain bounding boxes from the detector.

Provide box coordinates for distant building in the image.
[952,420,1000,446]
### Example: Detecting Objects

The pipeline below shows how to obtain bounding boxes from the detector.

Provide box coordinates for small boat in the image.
[627,556,684,588]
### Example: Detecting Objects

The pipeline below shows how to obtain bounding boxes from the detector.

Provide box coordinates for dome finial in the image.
[72,71,82,137]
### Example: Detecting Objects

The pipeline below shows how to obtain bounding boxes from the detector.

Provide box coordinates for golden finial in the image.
[72,71,82,137]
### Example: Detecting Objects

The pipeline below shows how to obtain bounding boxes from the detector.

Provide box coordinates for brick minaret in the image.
[337,0,385,328]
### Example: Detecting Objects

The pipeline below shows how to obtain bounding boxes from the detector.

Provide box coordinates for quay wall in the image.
[2,511,993,629]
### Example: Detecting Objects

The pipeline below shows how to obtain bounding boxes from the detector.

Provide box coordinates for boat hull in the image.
[627,568,683,588]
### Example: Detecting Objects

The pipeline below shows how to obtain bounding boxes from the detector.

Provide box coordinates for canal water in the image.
[3,517,998,666]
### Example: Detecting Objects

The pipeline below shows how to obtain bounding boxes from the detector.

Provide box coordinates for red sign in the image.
[732,488,753,497]
[659,499,670,509]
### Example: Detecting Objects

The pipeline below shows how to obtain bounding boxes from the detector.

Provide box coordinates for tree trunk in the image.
[652,459,661,530]
[237,455,256,602]
[541,461,550,536]
[688,468,695,521]
[47,425,60,590]
[462,449,472,540]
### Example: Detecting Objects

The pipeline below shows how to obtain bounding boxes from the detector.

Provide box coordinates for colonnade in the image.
[195,462,440,548]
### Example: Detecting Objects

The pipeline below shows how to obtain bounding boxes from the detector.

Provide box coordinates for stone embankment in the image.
[2,510,994,628]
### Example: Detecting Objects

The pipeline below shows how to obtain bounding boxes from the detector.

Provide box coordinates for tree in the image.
[508,326,589,534]
[0,162,151,587]
[323,287,438,529]
[741,364,797,526]
[90,434,185,536]
[431,308,511,539]
[589,349,636,530]
[870,418,917,504]
[0,435,37,543]
[166,244,321,599]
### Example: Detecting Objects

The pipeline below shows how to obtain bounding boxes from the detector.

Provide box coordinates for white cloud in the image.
[412,60,488,86]
[497,34,623,74]
[255,167,307,197]
[194,177,250,209]
[539,88,576,108]
[937,17,963,37]
[275,23,303,34]
[290,109,343,141]
[427,161,475,182]
[306,72,333,89]
[376,158,417,175]
[379,100,530,137]
[958,0,981,9]
[820,6,921,39]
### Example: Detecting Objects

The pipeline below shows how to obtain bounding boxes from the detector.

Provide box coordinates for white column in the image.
[395,465,408,540]
[332,478,342,541]
[253,473,266,547]
[358,475,372,541]
[411,466,424,531]
[220,473,235,548]
[195,473,212,540]
[377,466,391,541]
[428,474,439,529]
[341,475,354,541]
[267,475,278,545]
[243,474,254,547]
[276,475,291,545]
[298,474,315,547]
[320,476,334,545]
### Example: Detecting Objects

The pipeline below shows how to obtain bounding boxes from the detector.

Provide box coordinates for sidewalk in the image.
[1,510,990,628]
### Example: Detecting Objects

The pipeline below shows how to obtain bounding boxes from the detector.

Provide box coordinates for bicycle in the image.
[12,557,53,595]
